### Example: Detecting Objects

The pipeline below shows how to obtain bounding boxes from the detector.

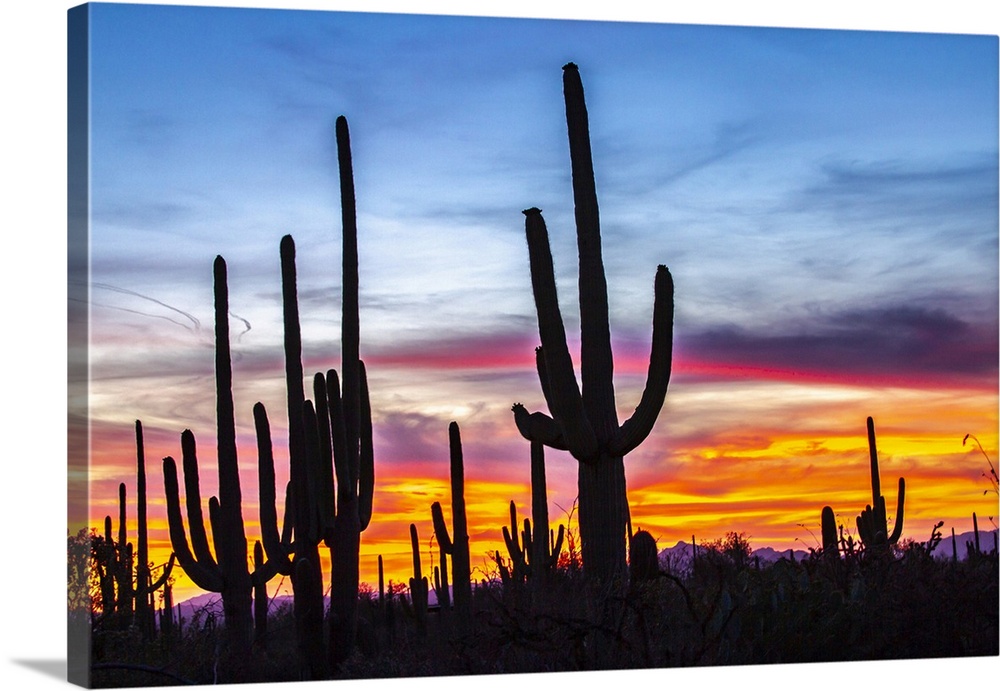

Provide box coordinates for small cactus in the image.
[628,530,659,583]
[821,505,838,558]
[854,417,905,551]
[407,523,429,633]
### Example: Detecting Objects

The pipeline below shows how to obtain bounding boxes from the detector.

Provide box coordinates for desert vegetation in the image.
[69,63,999,687]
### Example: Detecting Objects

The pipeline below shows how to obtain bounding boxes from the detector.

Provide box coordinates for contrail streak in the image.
[73,297,196,331]
[91,282,202,331]
[230,310,252,342]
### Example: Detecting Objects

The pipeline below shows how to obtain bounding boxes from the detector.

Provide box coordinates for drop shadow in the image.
[10,658,67,681]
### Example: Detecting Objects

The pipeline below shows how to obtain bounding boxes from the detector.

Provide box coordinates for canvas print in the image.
[67,2,999,687]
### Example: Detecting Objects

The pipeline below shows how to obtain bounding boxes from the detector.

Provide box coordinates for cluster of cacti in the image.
[157,582,176,639]
[511,63,674,584]
[93,421,175,637]
[818,417,905,556]
[855,417,906,549]
[500,499,565,586]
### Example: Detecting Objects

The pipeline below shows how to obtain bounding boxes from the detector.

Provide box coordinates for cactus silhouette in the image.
[162,256,276,663]
[252,115,375,674]
[527,439,564,584]
[407,523,429,634]
[512,63,674,583]
[821,505,838,557]
[501,501,531,585]
[132,420,175,638]
[628,529,659,583]
[500,442,566,592]
[253,541,269,645]
[251,235,330,679]
[95,425,175,635]
[854,416,905,550]
[93,488,135,627]
[328,114,376,668]
[430,421,472,632]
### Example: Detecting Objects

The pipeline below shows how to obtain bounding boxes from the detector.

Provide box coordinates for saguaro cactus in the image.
[430,422,472,631]
[328,114,377,668]
[821,505,838,557]
[512,63,674,583]
[132,420,175,639]
[855,416,905,550]
[253,114,376,674]
[162,256,257,659]
[408,523,429,634]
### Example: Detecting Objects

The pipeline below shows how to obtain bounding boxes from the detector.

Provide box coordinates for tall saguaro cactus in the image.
[328,114,376,668]
[430,422,472,631]
[132,420,175,638]
[512,63,674,583]
[162,256,256,659]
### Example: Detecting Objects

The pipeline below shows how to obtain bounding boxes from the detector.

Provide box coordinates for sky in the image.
[67,1,998,604]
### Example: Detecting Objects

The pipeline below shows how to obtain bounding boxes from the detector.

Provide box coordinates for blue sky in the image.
[85,3,997,439]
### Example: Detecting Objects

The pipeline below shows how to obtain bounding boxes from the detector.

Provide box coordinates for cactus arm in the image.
[281,481,294,547]
[302,400,324,545]
[522,518,533,565]
[551,524,565,567]
[562,62,617,437]
[178,430,218,571]
[522,208,598,463]
[253,402,292,571]
[326,369,348,507]
[162,456,224,592]
[357,361,375,530]
[867,416,882,514]
[312,372,337,538]
[887,477,905,544]
[502,524,519,564]
[431,502,453,552]
[511,403,568,450]
[147,553,176,593]
[208,496,224,570]
[611,265,675,456]
[534,346,557,416]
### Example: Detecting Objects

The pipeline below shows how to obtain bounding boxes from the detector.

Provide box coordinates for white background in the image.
[1,1,997,689]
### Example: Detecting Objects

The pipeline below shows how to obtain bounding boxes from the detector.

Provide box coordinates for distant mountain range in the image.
[656,528,998,573]
[166,528,997,623]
